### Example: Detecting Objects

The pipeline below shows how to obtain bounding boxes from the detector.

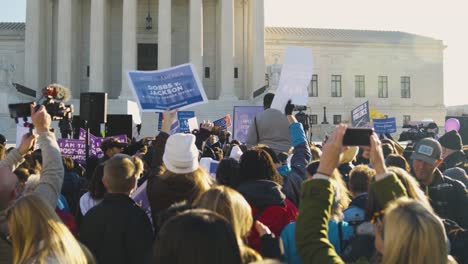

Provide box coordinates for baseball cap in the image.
[410,138,442,165]
[100,138,127,152]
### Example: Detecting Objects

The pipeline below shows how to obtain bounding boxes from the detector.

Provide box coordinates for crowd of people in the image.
[0,93,467,264]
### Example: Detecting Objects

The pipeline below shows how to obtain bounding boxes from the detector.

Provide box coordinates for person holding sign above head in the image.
[246,93,291,154]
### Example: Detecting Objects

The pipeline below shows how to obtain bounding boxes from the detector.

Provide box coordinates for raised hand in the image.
[316,124,347,176]
[31,104,51,134]
[161,108,178,134]
[18,133,38,156]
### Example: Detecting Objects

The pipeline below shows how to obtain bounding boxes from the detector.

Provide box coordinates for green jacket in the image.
[295,174,407,264]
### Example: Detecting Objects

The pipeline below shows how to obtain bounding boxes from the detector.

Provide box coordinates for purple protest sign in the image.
[233,106,264,143]
[74,128,128,159]
[57,139,87,164]
[131,181,152,224]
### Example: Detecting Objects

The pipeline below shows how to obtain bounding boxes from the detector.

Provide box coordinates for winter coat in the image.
[295,173,407,264]
[281,122,311,207]
[80,193,153,264]
[281,220,354,264]
[0,132,64,264]
[237,179,298,252]
[343,193,368,225]
[425,169,468,228]
[439,150,466,173]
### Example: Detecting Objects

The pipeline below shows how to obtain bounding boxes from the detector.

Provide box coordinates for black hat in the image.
[100,138,127,152]
[0,134,6,145]
[439,130,463,150]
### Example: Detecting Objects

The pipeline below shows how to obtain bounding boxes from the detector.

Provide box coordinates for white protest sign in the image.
[271,46,314,112]
[16,118,31,148]
[187,117,199,132]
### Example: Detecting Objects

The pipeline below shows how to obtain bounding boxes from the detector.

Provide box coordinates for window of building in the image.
[333,115,342,125]
[378,76,388,98]
[311,114,318,125]
[331,75,342,97]
[355,75,365,97]
[403,115,411,126]
[309,74,318,97]
[205,67,210,79]
[234,67,239,79]
[401,76,411,98]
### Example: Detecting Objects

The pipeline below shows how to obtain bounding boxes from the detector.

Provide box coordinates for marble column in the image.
[189,0,203,78]
[89,0,107,92]
[158,0,172,69]
[57,0,73,89]
[25,0,50,93]
[249,0,265,99]
[121,0,137,99]
[218,0,235,99]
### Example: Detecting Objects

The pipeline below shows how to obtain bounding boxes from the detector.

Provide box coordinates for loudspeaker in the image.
[446,116,468,145]
[80,93,107,123]
[106,115,133,139]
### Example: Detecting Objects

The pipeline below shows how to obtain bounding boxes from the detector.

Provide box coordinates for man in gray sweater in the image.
[0,104,64,264]
[246,93,292,154]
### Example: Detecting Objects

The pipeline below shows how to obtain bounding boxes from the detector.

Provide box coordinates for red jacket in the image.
[237,180,298,252]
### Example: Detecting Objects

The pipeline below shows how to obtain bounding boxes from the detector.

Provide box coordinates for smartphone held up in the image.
[342,128,373,146]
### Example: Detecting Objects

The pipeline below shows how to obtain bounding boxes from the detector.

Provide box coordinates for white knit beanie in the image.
[229,145,243,161]
[163,133,199,174]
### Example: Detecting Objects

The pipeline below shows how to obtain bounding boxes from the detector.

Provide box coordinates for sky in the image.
[1,0,466,106]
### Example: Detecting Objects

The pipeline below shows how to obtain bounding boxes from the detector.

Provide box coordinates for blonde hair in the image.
[197,186,262,263]
[103,154,143,193]
[339,146,359,164]
[386,167,431,209]
[161,166,213,205]
[382,197,450,264]
[330,170,351,221]
[7,195,89,264]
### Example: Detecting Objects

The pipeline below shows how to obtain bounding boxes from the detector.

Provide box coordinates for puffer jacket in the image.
[237,179,298,252]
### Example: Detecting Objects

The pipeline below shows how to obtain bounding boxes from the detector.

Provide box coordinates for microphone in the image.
[42,83,71,102]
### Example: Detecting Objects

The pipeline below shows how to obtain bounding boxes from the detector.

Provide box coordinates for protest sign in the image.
[74,128,127,159]
[233,106,264,143]
[158,111,194,133]
[373,118,397,134]
[271,46,314,112]
[213,115,232,130]
[187,117,199,132]
[351,101,370,128]
[57,139,87,164]
[178,111,195,133]
[16,117,31,148]
[131,181,152,223]
[127,63,208,112]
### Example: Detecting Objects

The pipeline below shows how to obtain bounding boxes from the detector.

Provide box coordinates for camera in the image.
[398,122,438,142]
[8,84,74,123]
[8,100,73,122]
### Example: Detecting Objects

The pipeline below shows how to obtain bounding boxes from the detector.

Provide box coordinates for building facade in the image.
[0,1,446,141]
[265,27,446,134]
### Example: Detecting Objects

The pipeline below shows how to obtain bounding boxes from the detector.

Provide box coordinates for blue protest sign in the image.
[213,115,232,130]
[233,106,264,143]
[178,111,195,133]
[373,118,397,134]
[127,63,208,112]
[351,101,370,128]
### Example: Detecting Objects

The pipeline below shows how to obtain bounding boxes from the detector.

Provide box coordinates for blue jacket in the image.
[281,221,354,264]
[281,123,311,206]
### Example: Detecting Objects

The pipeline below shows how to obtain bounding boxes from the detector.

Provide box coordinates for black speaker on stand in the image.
[106,114,133,139]
[80,93,108,165]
